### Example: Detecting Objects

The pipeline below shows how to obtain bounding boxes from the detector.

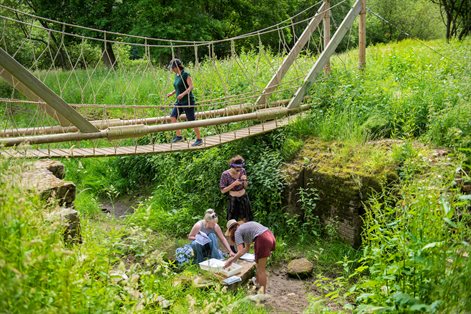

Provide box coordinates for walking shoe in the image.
[171,136,183,143]
[192,139,203,146]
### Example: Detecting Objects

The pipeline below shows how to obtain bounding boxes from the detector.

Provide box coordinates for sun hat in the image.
[225,219,238,236]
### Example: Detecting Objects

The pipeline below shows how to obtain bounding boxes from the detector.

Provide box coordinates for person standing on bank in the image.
[224,220,276,294]
[219,155,253,222]
[188,209,235,263]
[166,58,202,146]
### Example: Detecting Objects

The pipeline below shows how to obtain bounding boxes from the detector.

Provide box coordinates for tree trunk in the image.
[445,13,452,41]
[102,41,117,69]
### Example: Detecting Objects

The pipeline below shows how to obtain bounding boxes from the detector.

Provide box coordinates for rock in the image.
[22,160,81,243]
[47,207,82,244]
[21,160,75,207]
[287,258,313,278]
[282,139,400,247]
[34,159,66,179]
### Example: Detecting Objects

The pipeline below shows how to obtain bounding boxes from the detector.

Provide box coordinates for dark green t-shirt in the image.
[174,70,195,105]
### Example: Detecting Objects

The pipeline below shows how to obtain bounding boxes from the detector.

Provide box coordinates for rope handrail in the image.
[0,13,316,48]
[0,1,324,44]
[0,73,305,109]
[0,0,349,48]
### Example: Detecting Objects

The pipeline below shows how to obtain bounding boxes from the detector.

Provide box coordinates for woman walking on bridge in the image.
[220,155,253,222]
[166,58,202,146]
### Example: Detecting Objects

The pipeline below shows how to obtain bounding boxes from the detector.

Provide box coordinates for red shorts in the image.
[254,230,276,261]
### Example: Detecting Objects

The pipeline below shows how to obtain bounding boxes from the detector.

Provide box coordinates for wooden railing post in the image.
[323,0,331,74]
[287,0,362,109]
[359,0,366,69]
[254,2,327,106]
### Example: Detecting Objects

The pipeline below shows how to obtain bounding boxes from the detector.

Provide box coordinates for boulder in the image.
[47,207,82,244]
[21,160,75,207]
[22,160,81,243]
[287,258,313,278]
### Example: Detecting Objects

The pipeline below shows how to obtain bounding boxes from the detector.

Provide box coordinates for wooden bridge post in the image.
[254,2,327,106]
[359,0,366,69]
[287,0,362,109]
[323,0,331,74]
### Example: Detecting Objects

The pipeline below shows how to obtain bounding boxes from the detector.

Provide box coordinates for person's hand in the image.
[224,258,233,268]
[232,180,242,187]
[240,175,247,181]
[229,251,236,257]
[177,94,184,100]
[166,92,173,98]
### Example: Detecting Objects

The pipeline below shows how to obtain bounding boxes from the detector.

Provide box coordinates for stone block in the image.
[21,160,75,207]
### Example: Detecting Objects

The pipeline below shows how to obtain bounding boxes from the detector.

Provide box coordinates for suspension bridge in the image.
[0,0,366,158]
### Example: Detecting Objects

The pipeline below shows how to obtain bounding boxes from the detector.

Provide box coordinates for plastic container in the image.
[199,258,242,277]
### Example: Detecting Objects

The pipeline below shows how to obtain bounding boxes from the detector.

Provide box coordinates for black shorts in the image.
[170,103,196,121]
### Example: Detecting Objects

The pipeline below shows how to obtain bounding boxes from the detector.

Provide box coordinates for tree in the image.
[22,0,133,68]
[430,0,470,40]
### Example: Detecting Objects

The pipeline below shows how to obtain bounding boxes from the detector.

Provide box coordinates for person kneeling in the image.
[188,209,235,263]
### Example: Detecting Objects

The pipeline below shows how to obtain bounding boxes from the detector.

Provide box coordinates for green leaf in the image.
[410,304,430,311]
[458,194,471,201]
[421,241,444,251]
[443,218,458,228]
[440,197,454,218]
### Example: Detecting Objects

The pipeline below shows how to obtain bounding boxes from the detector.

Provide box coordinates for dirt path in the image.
[265,268,310,313]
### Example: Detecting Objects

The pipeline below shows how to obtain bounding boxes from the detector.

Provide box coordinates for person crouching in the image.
[224,220,276,294]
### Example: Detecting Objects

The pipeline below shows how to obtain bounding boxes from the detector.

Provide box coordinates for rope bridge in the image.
[0,0,366,158]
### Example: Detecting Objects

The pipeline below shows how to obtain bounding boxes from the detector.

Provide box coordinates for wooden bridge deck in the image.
[1,115,299,158]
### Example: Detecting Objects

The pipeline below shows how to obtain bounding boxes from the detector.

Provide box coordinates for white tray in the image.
[199,258,242,277]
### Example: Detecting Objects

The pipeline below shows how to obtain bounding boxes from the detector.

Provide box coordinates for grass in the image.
[0,156,269,313]
[1,37,470,312]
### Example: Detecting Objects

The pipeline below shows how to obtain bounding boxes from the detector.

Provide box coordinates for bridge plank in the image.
[0,115,298,158]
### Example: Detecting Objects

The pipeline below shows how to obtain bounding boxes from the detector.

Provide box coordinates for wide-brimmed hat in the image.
[225,219,238,236]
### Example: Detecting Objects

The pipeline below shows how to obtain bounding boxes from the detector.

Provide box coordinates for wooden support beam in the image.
[0,48,98,133]
[323,0,331,74]
[0,67,71,126]
[0,98,304,137]
[254,2,327,106]
[287,0,362,109]
[0,105,310,146]
[359,0,366,69]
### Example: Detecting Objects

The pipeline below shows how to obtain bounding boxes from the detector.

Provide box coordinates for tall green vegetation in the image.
[1,14,470,310]
[0,157,266,313]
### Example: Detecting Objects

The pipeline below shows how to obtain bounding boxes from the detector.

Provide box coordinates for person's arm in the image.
[224,243,250,268]
[214,225,236,256]
[177,76,194,100]
[220,180,242,194]
[220,172,242,194]
[188,222,201,241]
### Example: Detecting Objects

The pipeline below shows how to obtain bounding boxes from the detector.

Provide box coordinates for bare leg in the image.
[171,116,181,136]
[194,127,201,140]
[256,257,268,294]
